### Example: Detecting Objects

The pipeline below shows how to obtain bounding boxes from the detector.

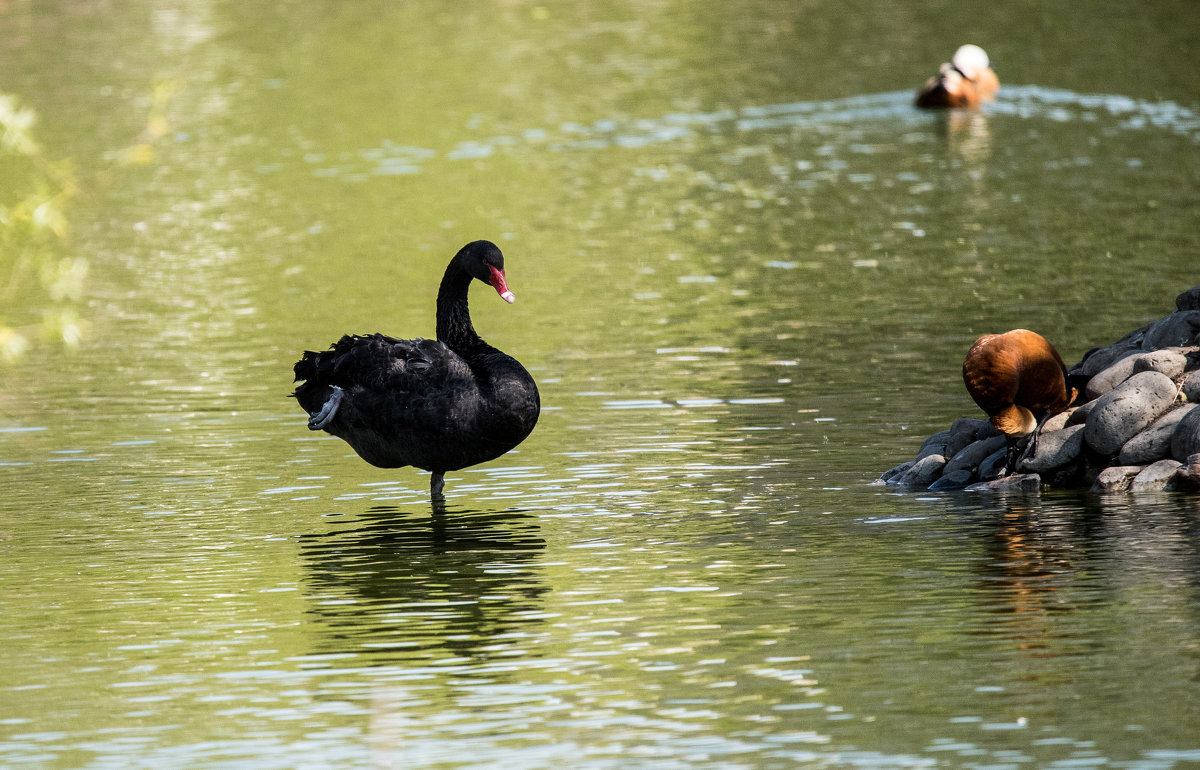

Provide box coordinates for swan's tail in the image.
[291,344,342,414]
[291,334,384,413]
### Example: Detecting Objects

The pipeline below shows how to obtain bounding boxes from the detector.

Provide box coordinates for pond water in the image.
[2,1,1199,767]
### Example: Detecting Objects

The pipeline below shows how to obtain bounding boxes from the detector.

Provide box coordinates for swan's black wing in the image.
[294,333,471,406]
[292,333,482,469]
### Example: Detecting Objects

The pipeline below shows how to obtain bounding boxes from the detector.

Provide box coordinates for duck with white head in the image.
[916,44,999,108]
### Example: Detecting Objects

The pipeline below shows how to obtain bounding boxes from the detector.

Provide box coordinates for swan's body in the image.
[916,44,999,109]
[292,241,539,496]
[963,329,1077,475]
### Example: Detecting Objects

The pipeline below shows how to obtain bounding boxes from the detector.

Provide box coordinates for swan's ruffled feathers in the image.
[294,334,473,420]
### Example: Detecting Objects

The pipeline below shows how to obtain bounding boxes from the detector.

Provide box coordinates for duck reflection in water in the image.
[937,108,993,167]
[297,504,548,663]
[971,498,1200,660]
[973,504,1082,657]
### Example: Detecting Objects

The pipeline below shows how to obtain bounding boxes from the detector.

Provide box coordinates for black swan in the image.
[962,329,1077,475]
[292,240,540,496]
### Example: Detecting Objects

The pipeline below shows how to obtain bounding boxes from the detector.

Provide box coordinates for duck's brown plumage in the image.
[963,329,1077,474]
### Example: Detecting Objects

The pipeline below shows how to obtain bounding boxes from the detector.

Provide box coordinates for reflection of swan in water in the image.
[297,504,548,662]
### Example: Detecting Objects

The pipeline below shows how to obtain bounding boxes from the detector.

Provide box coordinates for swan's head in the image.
[951,44,991,80]
[459,240,515,303]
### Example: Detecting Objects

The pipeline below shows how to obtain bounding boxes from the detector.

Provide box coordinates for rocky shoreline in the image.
[878,286,1200,493]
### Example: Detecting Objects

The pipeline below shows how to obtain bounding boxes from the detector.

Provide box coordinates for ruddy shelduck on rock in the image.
[963,329,1078,476]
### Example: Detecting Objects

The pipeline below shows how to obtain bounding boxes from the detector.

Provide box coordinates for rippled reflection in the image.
[299,505,548,663]
[967,495,1200,655]
[300,87,1200,181]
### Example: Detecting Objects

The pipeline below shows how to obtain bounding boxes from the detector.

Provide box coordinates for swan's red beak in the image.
[487,265,515,304]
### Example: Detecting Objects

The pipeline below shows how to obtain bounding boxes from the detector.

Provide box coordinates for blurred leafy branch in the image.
[0,92,81,362]
[1,80,174,362]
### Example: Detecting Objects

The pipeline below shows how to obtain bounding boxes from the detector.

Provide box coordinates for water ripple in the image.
[299,87,1200,180]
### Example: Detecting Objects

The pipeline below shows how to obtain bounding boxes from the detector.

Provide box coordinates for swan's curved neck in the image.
[436,260,492,357]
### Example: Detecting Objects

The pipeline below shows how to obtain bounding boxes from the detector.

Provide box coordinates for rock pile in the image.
[878,286,1200,493]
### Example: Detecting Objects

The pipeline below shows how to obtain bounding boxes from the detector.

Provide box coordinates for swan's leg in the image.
[308,386,344,430]
[430,472,445,498]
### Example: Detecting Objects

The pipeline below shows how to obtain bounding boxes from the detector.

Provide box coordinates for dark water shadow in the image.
[297,503,549,663]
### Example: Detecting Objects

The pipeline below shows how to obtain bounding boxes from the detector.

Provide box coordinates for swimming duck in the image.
[916,44,999,109]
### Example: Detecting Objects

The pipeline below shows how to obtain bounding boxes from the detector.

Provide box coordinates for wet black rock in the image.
[1091,465,1144,492]
[897,453,947,487]
[1020,424,1085,472]
[1177,287,1200,311]
[1168,454,1200,491]
[1117,404,1197,465]
[943,435,1007,477]
[876,461,914,486]
[1085,351,1142,400]
[965,473,1042,492]
[1131,459,1183,492]
[1142,311,1200,350]
[1183,371,1200,403]
[915,419,995,464]
[928,469,974,491]
[978,447,1010,481]
[1171,408,1200,461]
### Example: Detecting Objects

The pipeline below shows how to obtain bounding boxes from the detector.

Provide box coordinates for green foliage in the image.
[0,92,82,361]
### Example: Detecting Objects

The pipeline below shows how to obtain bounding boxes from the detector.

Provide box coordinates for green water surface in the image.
[2,1,1199,767]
